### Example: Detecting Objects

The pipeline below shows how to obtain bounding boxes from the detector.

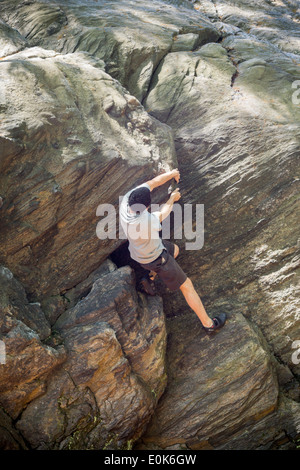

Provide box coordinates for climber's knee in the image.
[174,243,179,259]
[179,277,193,293]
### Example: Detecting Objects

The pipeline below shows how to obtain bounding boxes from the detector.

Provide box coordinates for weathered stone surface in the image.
[54,265,167,401]
[0,0,299,451]
[0,19,27,57]
[0,407,27,450]
[0,267,66,419]
[138,312,279,449]
[215,394,300,450]
[0,46,176,299]
[143,19,300,378]
[194,0,300,55]
[0,0,220,101]
[11,265,167,449]
[0,266,50,339]
[138,1,300,446]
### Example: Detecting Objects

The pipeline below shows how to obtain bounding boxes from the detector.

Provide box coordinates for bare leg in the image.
[180,277,213,328]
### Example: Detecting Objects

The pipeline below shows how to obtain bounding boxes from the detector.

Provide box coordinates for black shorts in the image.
[140,240,187,291]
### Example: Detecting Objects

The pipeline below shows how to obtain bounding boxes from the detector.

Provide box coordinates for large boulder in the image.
[194,0,300,55]
[0,0,220,101]
[143,28,300,380]
[1,263,167,449]
[0,266,66,420]
[0,0,299,451]
[138,312,280,449]
[139,1,300,446]
[0,46,176,299]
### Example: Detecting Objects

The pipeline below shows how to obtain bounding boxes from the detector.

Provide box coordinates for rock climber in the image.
[119,169,226,334]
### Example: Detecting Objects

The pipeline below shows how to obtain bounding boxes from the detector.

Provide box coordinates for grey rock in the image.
[0,0,220,101]
[0,19,27,57]
[143,28,300,379]
[0,311,66,419]
[0,46,176,298]
[0,0,299,451]
[0,407,27,450]
[139,313,279,449]
[0,265,51,339]
[15,265,167,449]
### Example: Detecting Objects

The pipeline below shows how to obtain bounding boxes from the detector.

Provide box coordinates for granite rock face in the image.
[139,0,300,448]
[0,45,176,299]
[143,0,300,377]
[139,313,280,449]
[0,0,299,450]
[0,0,221,102]
[1,264,167,449]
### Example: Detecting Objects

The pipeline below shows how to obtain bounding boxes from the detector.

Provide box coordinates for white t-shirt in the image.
[119,183,164,264]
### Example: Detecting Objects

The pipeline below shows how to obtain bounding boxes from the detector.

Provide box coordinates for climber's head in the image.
[128,186,151,213]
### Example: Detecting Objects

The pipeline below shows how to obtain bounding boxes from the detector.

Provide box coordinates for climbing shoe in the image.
[203,313,227,334]
[139,276,156,296]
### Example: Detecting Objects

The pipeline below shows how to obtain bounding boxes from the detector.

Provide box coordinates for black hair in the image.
[128,187,151,211]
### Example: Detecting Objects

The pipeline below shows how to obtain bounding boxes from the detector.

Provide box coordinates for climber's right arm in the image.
[146,169,180,192]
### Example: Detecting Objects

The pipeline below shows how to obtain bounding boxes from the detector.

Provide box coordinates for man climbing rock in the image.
[119,169,226,334]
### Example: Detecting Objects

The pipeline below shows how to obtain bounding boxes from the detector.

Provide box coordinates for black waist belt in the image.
[150,249,168,265]
[151,250,164,263]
